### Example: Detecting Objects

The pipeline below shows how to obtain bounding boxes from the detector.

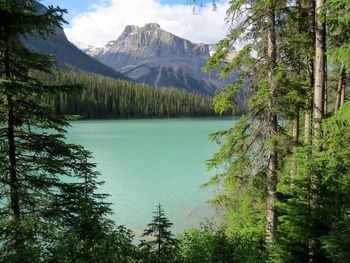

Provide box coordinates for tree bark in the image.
[291,0,301,184]
[8,95,20,219]
[340,70,346,107]
[266,1,278,244]
[291,109,300,184]
[305,0,315,144]
[323,23,328,114]
[292,111,300,148]
[313,0,326,141]
[335,66,345,111]
[304,100,312,144]
[324,87,328,114]
[4,43,21,247]
[309,1,326,262]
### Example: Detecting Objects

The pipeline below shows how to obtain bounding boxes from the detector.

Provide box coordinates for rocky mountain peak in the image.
[107,23,210,59]
[120,25,140,36]
[143,23,161,30]
[85,23,236,94]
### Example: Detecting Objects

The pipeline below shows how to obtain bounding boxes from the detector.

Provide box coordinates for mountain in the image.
[85,23,235,94]
[21,2,130,81]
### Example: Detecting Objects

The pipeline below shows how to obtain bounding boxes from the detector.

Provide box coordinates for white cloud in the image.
[64,0,230,49]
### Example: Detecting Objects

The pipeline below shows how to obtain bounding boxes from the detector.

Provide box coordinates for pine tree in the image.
[45,162,138,262]
[0,1,115,261]
[140,204,178,263]
[203,0,289,246]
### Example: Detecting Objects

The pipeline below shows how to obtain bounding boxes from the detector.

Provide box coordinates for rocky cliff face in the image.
[86,23,235,94]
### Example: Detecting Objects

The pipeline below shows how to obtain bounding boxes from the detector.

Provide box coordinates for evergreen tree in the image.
[45,160,111,262]
[140,204,178,263]
[276,102,350,262]
[45,165,138,262]
[0,1,123,261]
[202,0,289,246]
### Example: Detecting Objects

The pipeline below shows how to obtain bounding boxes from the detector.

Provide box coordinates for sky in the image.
[40,0,230,49]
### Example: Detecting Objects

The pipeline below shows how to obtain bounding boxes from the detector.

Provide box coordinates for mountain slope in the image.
[86,23,235,94]
[22,2,130,81]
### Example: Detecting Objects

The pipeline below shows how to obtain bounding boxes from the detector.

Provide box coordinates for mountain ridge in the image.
[85,23,235,94]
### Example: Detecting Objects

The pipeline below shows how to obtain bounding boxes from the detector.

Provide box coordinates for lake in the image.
[65,118,236,236]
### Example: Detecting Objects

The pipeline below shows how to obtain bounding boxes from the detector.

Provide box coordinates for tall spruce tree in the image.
[203,0,289,245]
[0,1,116,261]
[45,164,138,262]
[140,204,178,263]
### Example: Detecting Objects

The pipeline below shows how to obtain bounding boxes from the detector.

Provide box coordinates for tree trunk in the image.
[304,100,312,144]
[323,24,328,114]
[266,2,278,244]
[313,0,326,141]
[305,0,315,144]
[335,66,345,111]
[4,43,21,247]
[291,0,301,184]
[292,112,300,146]
[309,1,326,262]
[8,96,20,219]
[340,70,346,107]
[291,109,300,184]
[324,87,328,114]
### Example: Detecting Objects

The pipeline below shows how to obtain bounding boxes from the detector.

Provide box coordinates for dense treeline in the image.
[36,71,217,119]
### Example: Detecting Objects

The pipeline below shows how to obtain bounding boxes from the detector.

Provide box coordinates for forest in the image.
[0,0,350,262]
[35,71,217,119]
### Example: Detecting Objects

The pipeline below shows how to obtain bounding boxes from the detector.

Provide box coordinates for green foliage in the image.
[139,204,178,263]
[64,114,82,120]
[323,0,350,68]
[34,71,222,119]
[212,77,244,115]
[202,0,349,262]
[0,2,137,262]
[178,224,266,263]
[178,225,234,263]
[276,103,350,262]
[45,164,114,262]
[47,224,138,263]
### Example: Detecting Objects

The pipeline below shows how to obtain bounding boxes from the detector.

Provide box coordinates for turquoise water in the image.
[65,118,236,236]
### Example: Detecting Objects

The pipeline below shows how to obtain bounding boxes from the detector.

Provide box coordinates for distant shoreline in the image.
[66,115,239,122]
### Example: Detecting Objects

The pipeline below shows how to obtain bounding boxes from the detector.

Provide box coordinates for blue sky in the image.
[41,0,189,22]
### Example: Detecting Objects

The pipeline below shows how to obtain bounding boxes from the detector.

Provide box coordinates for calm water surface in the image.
[66,118,236,236]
